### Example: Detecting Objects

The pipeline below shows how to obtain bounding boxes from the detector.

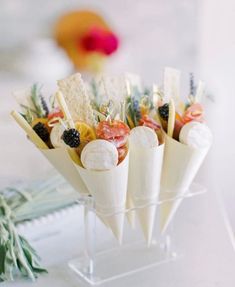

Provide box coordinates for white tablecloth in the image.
[2,181,235,287]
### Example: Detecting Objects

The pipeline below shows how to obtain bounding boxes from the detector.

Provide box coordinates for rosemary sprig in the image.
[49,94,56,109]
[20,110,33,125]
[0,196,47,282]
[125,96,141,128]
[19,104,37,115]
[19,84,51,124]
[30,84,45,118]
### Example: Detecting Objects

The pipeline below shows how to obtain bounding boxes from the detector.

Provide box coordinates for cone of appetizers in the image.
[11,73,129,243]
[125,83,165,245]
[158,69,212,233]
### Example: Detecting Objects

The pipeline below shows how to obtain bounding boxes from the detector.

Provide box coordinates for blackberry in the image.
[33,122,49,142]
[158,103,169,120]
[62,129,80,148]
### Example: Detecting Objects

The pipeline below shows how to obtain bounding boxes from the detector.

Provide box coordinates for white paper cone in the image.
[128,144,164,244]
[126,192,136,229]
[40,148,89,195]
[137,202,157,246]
[76,154,129,243]
[160,135,210,233]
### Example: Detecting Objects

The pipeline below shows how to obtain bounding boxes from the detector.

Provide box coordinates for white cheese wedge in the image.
[179,121,212,149]
[50,123,65,148]
[129,126,158,148]
[81,140,118,170]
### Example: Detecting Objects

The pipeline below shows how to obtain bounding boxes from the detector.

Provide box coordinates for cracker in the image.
[58,73,96,126]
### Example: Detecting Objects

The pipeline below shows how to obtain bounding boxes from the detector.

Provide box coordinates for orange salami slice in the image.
[182,103,204,123]
[96,120,130,139]
[139,115,161,131]
[96,120,130,148]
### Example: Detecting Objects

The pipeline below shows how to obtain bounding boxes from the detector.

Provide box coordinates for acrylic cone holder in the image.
[68,182,206,286]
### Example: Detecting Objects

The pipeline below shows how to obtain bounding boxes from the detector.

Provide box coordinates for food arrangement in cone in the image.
[11,74,132,243]
[156,68,213,233]
[124,81,165,245]
[10,68,212,245]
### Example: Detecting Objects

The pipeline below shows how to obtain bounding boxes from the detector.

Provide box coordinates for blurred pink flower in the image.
[81,27,104,52]
[101,32,119,55]
[80,27,119,55]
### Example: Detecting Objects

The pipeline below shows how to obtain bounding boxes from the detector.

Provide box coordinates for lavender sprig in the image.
[190,73,195,96]
[40,95,49,117]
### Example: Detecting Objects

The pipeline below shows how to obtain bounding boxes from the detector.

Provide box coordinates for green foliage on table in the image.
[0,196,47,282]
[0,173,81,282]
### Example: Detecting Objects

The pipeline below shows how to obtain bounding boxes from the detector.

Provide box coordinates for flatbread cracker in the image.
[58,73,96,126]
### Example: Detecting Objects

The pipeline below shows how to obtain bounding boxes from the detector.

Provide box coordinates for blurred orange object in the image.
[55,10,119,73]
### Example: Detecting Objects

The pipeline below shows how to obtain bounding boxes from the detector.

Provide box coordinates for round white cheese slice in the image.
[179,121,212,149]
[81,139,118,170]
[129,126,159,148]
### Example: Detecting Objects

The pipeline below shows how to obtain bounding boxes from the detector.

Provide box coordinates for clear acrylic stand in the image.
[68,183,206,285]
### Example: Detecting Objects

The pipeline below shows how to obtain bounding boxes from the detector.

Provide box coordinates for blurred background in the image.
[0,0,197,82]
[0,0,235,227]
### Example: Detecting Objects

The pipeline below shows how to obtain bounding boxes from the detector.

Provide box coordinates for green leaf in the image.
[49,94,55,109]
[0,197,48,282]
[30,84,45,118]
[0,245,6,274]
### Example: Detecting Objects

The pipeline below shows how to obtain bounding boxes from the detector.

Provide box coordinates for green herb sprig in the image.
[20,84,50,124]
[30,84,48,118]
[126,96,141,128]
[0,196,47,282]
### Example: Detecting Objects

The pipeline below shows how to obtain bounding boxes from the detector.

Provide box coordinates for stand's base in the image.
[68,239,179,285]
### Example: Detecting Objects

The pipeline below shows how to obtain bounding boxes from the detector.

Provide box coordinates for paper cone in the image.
[128,144,164,245]
[126,192,136,229]
[40,148,89,195]
[75,154,129,243]
[137,202,157,246]
[160,134,210,233]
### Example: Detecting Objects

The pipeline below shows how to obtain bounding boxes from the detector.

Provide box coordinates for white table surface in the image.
[1,75,235,286]
[1,179,234,287]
